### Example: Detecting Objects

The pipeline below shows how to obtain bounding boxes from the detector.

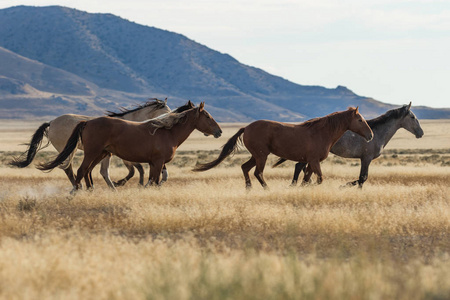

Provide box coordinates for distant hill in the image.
[0,5,448,121]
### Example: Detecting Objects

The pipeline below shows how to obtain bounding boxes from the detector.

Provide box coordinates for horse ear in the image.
[199,102,205,111]
[355,106,359,114]
[164,98,168,104]
[407,102,412,110]
[187,100,194,107]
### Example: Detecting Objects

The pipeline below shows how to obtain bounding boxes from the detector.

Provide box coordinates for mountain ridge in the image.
[0,5,448,121]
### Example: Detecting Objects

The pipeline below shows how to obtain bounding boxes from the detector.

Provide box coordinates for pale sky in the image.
[1,0,449,108]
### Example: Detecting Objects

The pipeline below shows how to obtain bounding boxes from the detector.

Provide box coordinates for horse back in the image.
[48,114,94,152]
[81,117,157,160]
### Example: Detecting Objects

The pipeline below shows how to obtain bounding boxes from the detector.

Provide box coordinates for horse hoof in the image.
[113,180,127,187]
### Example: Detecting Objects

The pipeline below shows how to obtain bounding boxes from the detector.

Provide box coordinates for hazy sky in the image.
[1,0,449,108]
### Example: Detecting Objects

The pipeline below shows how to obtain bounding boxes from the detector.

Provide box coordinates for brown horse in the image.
[9,98,172,188]
[38,102,222,192]
[193,107,373,189]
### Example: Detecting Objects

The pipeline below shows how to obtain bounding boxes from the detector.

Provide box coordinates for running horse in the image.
[193,107,373,189]
[9,99,183,188]
[273,102,424,188]
[38,102,222,192]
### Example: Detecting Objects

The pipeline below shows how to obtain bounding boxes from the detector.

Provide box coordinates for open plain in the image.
[0,119,449,299]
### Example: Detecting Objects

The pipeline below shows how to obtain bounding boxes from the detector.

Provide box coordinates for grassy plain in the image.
[0,119,449,299]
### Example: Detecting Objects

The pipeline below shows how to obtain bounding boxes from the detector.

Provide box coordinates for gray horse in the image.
[273,102,424,188]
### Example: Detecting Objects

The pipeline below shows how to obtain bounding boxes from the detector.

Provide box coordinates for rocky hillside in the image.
[0,5,448,120]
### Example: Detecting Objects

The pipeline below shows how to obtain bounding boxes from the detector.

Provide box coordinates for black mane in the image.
[367,105,409,129]
[171,101,195,114]
[106,98,167,117]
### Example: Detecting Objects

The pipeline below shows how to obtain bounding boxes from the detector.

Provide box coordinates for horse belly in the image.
[331,132,368,159]
[269,134,314,162]
[106,140,151,163]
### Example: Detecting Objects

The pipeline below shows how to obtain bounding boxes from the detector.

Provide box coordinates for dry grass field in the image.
[0,119,449,299]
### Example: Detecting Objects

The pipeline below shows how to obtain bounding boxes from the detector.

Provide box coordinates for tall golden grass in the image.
[0,120,448,299]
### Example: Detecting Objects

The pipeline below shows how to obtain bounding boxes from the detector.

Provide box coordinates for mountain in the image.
[0,5,448,121]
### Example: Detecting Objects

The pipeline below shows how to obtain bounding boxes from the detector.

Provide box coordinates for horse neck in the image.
[326,111,354,145]
[121,106,169,122]
[168,111,198,147]
[372,116,403,148]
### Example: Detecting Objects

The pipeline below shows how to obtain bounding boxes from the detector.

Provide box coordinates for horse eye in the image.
[358,119,362,122]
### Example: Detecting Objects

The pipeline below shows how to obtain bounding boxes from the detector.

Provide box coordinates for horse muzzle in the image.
[213,130,222,138]
[415,130,424,138]
[204,130,222,138]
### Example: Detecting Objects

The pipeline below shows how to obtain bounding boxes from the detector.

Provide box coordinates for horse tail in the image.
[193,127,245,172]
[272,158,287,168]
[37,121,87,171]
[9,122,51,168]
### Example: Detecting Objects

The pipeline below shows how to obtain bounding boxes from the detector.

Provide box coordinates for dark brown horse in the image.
[38,102,222,192]
[193,107,373,189]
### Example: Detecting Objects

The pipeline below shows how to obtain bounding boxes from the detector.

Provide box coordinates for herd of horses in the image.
[10,99,423,193]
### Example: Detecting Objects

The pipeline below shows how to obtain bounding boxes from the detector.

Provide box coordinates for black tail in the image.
[193,128,245,172]
[37,121,87,171]
[272,158,288,168]
[9,122,51,168]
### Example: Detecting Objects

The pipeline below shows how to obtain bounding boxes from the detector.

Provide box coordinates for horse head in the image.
[195,102,222,138]
[400,102,424,138]
[348,107,373,142]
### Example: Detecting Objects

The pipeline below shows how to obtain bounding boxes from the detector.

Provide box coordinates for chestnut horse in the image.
[38,103,221,192]
[273,102,424,188]
[193,107,373,189]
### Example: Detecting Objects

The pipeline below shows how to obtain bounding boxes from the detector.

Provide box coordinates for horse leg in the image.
[73,151,103,193]
[254,155,269,189]
[87,171,94,189]
[161,164,168,184]
[301,165,313,185]
[291,162,307,186]
[357,159,371,188]
[344,158,371,188]
[136,163,145,186]
[85,152,110,191]
[146,161,163,187]
[241,157,256,189]
[308,160,323,184]
[63,162,77,186]
[99,155,117,189]
[112,160,134,187]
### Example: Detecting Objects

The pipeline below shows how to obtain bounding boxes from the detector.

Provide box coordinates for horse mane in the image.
[301,108,354,130]
[105,98,168,117]
[171,101,195,114]
[145,107,197,134]
[367,105,408,129]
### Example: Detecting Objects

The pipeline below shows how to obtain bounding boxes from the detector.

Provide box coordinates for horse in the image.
[273,102,424,188]
[37,102,222,193]
[99,100,195,187]
[193,107,373,189]
[9,98,174,188]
